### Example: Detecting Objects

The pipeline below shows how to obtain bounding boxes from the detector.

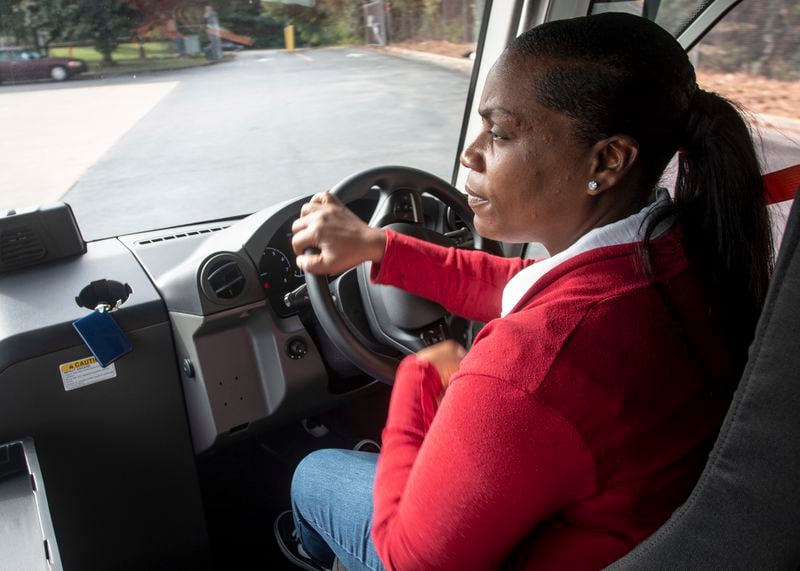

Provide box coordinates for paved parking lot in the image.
[0,81,177,211]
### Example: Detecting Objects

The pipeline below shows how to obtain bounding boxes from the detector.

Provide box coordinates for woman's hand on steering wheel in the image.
[291,192,387,276]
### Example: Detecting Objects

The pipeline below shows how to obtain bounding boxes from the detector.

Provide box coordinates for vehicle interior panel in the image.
[0,439,62,571]
[117,193,439,455]
[0,237,165,371]
[0,181,490,567]
[0,322,209,570]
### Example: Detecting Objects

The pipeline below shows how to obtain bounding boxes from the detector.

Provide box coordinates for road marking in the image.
[0,81,177,210]
[346,53,365,58]
[294,53,313,62]
[258,58,273,62]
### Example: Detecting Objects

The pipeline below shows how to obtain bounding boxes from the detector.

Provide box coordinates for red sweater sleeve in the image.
[370,230,532,323]
[372,355,597,570]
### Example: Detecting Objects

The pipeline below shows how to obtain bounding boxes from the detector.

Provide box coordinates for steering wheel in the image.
[304,166,502,384]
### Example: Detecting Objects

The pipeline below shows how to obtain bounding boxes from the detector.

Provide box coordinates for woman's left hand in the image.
[416,340,467,394]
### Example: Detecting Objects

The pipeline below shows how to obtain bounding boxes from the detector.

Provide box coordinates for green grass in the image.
[49,42,222,77]
[50,42,177,63]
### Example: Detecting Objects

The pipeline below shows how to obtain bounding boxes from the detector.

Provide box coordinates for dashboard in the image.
[0,189,463,566]
[1,187,481,459]
[117,194,410,454]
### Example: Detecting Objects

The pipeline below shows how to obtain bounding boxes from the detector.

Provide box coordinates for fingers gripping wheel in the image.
[304,166,501,385]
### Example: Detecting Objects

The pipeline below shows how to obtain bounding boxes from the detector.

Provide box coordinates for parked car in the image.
[0,47,87,83]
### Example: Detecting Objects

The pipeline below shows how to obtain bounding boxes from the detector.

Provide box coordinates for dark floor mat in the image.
[198,385,391,569]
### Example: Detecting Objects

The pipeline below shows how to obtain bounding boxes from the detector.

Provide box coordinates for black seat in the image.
[608,191,800,569]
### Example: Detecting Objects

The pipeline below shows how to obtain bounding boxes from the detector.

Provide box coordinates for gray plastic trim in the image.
[120,198,388,453]
[0,238,166,375]
[170,301,379,454]
[676,0,738,50]
[0,438,63,571]
[120,197,309,317]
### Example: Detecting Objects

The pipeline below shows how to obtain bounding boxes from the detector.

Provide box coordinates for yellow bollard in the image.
[283,25,295,53]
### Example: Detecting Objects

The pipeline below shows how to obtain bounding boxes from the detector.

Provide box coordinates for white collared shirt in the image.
[500,193,672,317]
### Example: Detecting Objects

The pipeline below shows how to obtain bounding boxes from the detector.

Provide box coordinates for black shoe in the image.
[274,510,331,571]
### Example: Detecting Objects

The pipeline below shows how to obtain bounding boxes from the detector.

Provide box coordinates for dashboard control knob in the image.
[284,283,310,309]
[286,337,308,360]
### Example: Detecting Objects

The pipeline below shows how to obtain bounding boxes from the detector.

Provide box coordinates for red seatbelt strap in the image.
[764,164,800,205]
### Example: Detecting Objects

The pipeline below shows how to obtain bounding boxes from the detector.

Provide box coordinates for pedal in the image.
[301,418,329,438]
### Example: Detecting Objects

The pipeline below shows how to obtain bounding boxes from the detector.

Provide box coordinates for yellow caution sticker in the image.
[59,356,117,392]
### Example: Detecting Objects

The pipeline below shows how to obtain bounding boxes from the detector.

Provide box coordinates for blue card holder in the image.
[72,310,132,367]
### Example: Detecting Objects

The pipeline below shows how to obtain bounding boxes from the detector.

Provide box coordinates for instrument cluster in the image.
[257,217,305,317]
[255,197,383,317]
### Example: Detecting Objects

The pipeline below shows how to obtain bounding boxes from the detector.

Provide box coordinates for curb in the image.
[370,46,473,74]
[79,54,231,81]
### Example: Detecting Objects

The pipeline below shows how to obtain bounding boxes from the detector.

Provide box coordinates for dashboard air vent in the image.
[201,254,247,303]
[136,225,229,246]
[0,226,47,269]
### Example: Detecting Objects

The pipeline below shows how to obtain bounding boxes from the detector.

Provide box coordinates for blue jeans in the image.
[292,449,387,571]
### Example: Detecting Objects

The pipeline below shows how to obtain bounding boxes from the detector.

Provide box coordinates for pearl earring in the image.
[588,180,599,191]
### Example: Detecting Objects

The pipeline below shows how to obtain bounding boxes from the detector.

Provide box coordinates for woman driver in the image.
[276,13,773,571]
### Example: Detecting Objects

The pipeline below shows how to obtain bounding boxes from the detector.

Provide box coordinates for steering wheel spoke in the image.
[369,187,424,227]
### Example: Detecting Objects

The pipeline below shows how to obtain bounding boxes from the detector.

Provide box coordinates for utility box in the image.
[184,35,201,55]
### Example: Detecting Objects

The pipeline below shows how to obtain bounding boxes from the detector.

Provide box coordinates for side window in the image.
[690,1,799,245]
[589,0,714,31]
[690,1,799,174]
[588,1,798,247]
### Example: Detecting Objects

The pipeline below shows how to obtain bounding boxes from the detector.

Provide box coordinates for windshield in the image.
[1,1,484,240]
[2,1,797,241]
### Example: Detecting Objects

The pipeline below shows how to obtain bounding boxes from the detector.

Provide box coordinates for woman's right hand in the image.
[291,192,387,276]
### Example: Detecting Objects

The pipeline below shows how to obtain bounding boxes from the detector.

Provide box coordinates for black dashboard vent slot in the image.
[136,225,229,246]
[0,226,47,269]
[202,254,246,302]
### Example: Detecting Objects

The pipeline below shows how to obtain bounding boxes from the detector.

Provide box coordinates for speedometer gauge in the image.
[259,247,292,291]
[259,245,306,316]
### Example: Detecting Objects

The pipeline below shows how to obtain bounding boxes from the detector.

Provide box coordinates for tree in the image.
[2,0,142,63]
[692,0,800,80]
[21,0,77,54]
[71,0,142,65]
[0,0,29,46]
[260,0,360,47]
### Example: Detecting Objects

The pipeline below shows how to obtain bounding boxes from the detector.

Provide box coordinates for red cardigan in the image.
[369,229,738,570]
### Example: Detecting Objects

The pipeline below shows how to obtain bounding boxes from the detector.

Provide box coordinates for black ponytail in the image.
[643,89,773,350]
[510,13,774,351]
